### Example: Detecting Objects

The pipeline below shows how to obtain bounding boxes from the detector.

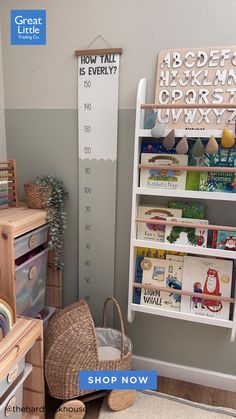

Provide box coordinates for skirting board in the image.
[132,355,236,392]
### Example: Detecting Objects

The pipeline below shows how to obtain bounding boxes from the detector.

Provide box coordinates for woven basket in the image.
[24,182,51,209]
[45,297,132,400]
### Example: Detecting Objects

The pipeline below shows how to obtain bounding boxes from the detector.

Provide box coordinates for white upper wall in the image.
[0,31,6,158]
[1,0,236,109]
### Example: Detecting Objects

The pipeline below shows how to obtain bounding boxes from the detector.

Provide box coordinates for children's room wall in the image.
[1,0,236,375]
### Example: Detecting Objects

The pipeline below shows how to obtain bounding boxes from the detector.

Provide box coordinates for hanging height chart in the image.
[76,47,122,323]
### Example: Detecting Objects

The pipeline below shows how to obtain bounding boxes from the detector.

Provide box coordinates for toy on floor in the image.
[45,297,135,418]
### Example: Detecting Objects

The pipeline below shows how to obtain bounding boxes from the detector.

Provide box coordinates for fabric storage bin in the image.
[15,247,49,318]
[14,225,48,259]
[0,364,32,419]
[0,357,25,400]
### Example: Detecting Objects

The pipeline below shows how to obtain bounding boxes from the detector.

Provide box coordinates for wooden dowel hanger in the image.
[75,48,123,57]
[75,34,123,56]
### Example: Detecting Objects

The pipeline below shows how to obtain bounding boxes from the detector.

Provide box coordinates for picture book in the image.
[186,171,200,191]
[181,256,233,319]
[199,149,236,193]
[164,217,209,247]
[136,247,186,259]
[168,201,205,219]
[136,247,167,259]
[133,255,144,304]
[133,248,186,304]
[212,230,236,251]
[141,140,176,154]
[137,205,182,242]
[140,257,183,311]
[140,153,188,190]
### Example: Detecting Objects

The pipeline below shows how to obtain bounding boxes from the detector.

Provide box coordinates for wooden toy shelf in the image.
[0,317,44,418]
[0,204,63,322]
[127,78,236,342]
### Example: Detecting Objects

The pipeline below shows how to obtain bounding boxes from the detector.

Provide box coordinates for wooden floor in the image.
[46,377,236,418]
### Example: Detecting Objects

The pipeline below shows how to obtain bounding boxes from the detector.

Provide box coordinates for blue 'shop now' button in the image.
[79,370,158,390]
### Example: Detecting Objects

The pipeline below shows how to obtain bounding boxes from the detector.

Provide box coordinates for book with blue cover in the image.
[141,140,176,154]
[199,149,236,193]
[212,230,236,251]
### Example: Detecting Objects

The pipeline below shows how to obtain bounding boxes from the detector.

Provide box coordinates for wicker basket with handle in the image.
[45,297,132,400]
[24,182,51,209]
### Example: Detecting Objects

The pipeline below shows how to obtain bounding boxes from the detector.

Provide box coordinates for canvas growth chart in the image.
[76,47,122,323]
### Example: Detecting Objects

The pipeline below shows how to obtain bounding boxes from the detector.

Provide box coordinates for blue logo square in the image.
[11,10,46,45]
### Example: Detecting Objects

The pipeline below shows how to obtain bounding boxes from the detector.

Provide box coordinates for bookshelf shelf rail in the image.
[133,238,236,260]
[133,283,235,304]
[135,218,236,232]
[130,303,234,333]
[138,164,236,173]
[137,187,236,201]
[139,128,235,139]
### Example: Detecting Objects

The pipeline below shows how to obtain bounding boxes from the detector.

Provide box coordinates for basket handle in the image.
[103,297,125,357]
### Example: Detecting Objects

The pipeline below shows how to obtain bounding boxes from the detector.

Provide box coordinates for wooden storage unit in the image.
[0,205,62,322]
[0,317,44,419]
[128,78,236,342]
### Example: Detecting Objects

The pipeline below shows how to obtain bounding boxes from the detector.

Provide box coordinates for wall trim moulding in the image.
[132,355,236,392]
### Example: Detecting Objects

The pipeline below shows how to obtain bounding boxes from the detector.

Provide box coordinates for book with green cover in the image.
[168,201,205,219]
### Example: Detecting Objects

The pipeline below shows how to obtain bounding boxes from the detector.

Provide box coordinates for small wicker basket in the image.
[45,297,132,400]
[24,182,51,209]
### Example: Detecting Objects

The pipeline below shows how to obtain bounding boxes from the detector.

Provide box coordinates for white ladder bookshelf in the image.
[128,78,236,342]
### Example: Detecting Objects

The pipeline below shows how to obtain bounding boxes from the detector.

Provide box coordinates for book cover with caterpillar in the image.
[164,217,209,247]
